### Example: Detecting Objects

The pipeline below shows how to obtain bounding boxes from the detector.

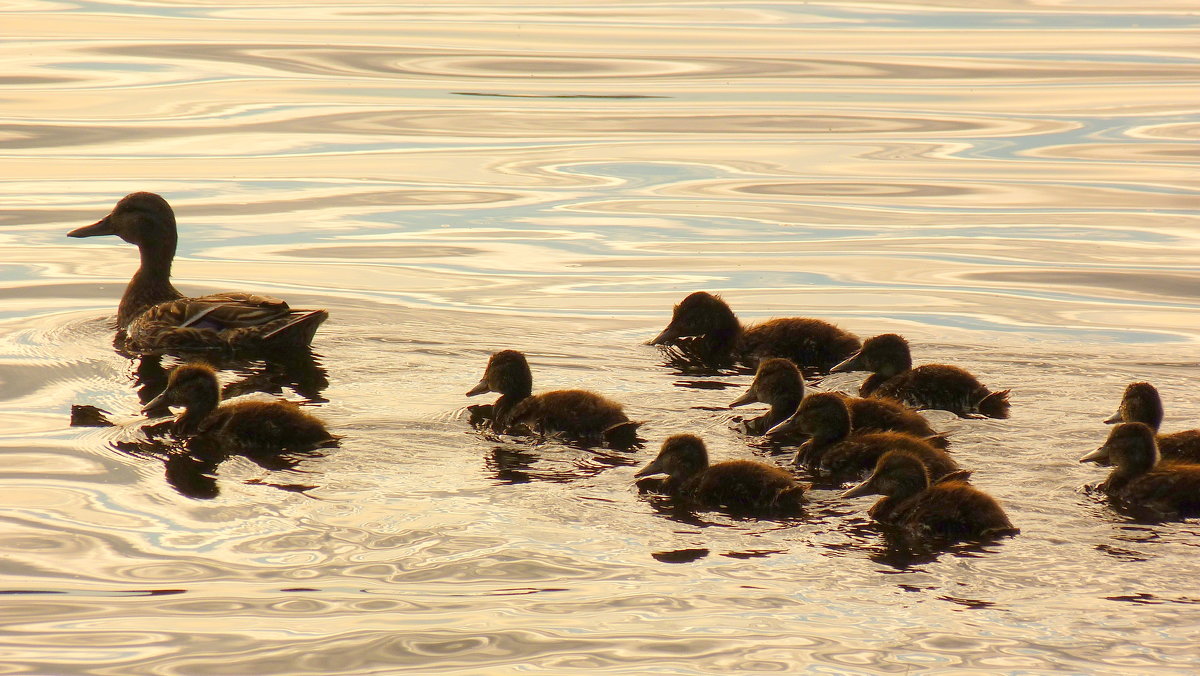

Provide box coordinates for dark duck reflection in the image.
[831,333,1009,419]
[1080,422,1200,518]
[466,349,641,448]
[68,192,328,353]
[648,291,860,372]
[635,434,806,515]
[786,392,957,481]
[842,450,1017,542]
[1104,382,1200,463]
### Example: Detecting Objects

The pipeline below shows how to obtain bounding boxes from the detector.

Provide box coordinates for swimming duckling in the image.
[635,434,806,513]
[1104,382,1200,463]
[144,363,337,451]
[728,358,805,433]
[831,333,1009,419]
[648,291,860,371]
[466,349,641,447]
[787,392,958,479]
[842,450,1017,541]
[69,192,328,352]
[1080,422,1200,517]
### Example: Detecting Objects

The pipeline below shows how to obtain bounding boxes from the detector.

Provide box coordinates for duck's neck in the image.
[492,389,532,429]
[764,395,801,429]
[173,398,217,437]
[118,240,182,328]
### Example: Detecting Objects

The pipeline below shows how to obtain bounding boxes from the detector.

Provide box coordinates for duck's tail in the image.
[263,310,329,348]
[773,484,809,513]
[604,420,643,449]
[924,432,952,450]
[977,389,1011,419]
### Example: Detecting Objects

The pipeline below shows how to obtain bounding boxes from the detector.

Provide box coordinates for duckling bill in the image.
[467,349,641,448]
[636,434,806,514]
[832,333,1009,419]
[69,192,328,352]
[649,291,859,371]
[145,362,337,452]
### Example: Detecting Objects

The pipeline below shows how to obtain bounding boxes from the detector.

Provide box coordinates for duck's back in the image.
[818,431,958,480]
[512,389,629,437]
[740,318,860,372]
[128,293,327,351]
[889,481,1017,540]
[687,460,805,512]
[845,396,947,448]
[1158,430,1200,463]
[206,400,333,451]
[1114,463,1200,515]
[869,364,1006,418]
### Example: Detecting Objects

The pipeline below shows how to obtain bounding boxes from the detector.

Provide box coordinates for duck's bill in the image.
[765,415,799,436]
[1102,411,1124,425]
[68,215,115,238]
[465,378,491,397]
[634,457,665,478]
[1078,446,1110,464]
[840,477,878,499]
[829,351,865,373]
[646,325,679,346]
[727,388,759,408]
[142,391,169,414]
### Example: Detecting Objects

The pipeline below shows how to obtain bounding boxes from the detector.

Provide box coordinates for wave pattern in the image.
[2,0,1200,673]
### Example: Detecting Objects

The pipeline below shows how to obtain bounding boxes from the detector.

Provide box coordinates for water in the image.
[3,1,1200,673]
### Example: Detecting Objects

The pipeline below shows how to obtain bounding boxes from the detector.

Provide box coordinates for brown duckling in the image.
[787,392,958,479]
[1104,382,1200,463]
[648,291,860,371]
[69,192,328,352]
[728,358,805,434]
[831,333,1009,419]
[1080,422,1200,517]
[635,434,806,513]
[144,363,336,451]
[842,450,1017,541]
[466,349,641,447]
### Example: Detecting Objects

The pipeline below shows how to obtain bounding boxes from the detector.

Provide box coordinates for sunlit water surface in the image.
[2,1,1199,673]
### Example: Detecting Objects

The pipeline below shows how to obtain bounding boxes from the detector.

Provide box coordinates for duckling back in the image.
[809,431,958,480]
[206,400,336,452]
[887,479,1017,540]
[741,318,861,373]
[510,389,637,443]
[687,460,806,513]
[845,396,949,449]
[870,364,1010,419]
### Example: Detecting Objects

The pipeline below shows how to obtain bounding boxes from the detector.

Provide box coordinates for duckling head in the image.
[773,391,851,439]
[841,449,930,499]
[830,333,911,376]
[1081,421,1159,472]
[1104,382,1164,429]
[635,434,709,480]
[143,362,220,414]
[729,357,803,408]
[467,349,533,398]
[69,192,177,251]
[648,291,738,345]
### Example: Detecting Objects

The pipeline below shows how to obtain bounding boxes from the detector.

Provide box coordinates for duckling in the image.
[842,450,1017,541]
[787,392,958,480]
[1080,422,1200,516]
[728,358,805,434]
[466,349,641,447]
[831,333,1009,419]
[143,363,337,452]
[635,434,806,513]
[1104,382,1200,463]
[68,192,328,352]
[648,291,860,371]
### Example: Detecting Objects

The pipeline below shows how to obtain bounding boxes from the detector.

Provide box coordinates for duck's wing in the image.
[176,293,294,329]
[126,294,327,351]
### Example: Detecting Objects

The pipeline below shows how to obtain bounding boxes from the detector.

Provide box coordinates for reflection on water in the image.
[3,0,1200,673]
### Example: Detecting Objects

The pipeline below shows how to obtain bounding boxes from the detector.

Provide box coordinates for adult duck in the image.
[1080,422,1200,517]
[466,349,641,448]
[831,333,1009,418]
[69,192,328,352]
[842,450,1017,541]
[648,291,860,371]
[1103,382,1200,463]
[144,363,337,452]
[787,392,958,480]
[635,434,806,514]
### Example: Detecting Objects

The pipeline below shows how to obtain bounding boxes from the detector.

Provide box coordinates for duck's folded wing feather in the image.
[149,293,294,330]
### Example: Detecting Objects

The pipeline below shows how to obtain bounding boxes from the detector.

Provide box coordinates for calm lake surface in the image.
[2,1,1199,673]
